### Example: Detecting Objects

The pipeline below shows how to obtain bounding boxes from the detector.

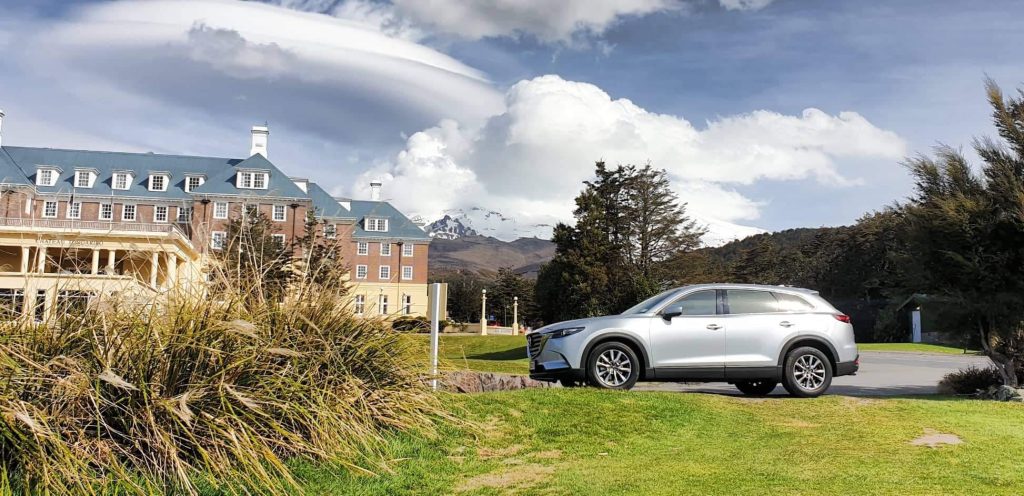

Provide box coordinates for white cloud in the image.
[719,0,775,11]
[356,75,906,243]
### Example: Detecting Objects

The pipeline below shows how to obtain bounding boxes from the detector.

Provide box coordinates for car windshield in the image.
[621,288,681,315]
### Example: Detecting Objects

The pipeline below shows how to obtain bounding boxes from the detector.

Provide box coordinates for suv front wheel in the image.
[781,346,833,398]
[586,342,640,390]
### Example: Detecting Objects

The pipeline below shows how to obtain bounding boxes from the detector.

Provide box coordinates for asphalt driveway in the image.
[635,351,992,396]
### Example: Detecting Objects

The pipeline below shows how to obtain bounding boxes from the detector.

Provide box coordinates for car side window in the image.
[669,290,717,316]
[773,292,814,312]
[726,290,778,314]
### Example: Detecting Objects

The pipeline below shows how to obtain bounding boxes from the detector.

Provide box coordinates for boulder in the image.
[441,371,554,393]
[978,385,1024,402]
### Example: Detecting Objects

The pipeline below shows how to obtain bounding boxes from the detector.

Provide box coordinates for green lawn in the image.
[292,389,1024,495]
[859,343,976,355]
[406,334,529,375]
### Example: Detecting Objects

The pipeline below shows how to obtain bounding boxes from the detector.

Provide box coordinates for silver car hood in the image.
[536,314,630,333]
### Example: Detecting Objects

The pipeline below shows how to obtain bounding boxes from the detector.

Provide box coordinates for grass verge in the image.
[405,335,529,375]
[859,343,977,354]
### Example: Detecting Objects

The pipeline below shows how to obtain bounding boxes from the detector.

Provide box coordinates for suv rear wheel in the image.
[734,380,777,396]
[781,346,832,398]
[586,342,640,390]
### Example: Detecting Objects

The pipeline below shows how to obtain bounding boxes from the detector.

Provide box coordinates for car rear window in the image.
[773,292,814,312]
[726,290,778,314]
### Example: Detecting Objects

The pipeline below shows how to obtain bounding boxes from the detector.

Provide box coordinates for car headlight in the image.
[547,326,585,339]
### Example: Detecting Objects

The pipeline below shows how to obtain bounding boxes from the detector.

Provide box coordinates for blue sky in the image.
[1,0,1021,241]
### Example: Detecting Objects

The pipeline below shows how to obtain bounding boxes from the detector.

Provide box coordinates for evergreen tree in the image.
[215,211,293,301]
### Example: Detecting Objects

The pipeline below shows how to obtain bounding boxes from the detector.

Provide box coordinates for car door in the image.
[649,289,726,378]
[723,289,786,372]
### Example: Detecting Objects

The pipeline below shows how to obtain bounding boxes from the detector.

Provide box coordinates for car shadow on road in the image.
[635,382,966,399]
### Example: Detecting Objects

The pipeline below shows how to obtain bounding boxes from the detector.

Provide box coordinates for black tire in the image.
[734,380,778,396]
[586,341,640,390]
[781,346,833,398]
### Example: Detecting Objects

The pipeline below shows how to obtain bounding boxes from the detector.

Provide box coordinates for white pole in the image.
[430,282,441,390]
[480,288,488,336]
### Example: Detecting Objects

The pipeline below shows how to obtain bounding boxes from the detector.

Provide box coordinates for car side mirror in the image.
[661,304,683,320]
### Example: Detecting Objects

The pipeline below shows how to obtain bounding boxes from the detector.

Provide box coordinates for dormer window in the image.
[184,174,206,193]
[35,167,61,187]
[112,172,133,191]
[237,170,269,190]
[365,217,389,232]
[74,169,97,188]
[148,173,169,192]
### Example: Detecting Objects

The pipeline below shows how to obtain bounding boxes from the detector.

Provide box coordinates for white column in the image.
[150,251,159,288]
[36,246,46,273]
[107,249,116,273]
[20,247,29,273]
[166,253,178,287]
[91,250,100,275]
[512,296,519,336]
[480,289,488,336]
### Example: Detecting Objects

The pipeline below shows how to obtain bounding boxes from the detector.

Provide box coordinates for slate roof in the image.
[348,199,429,241]
[0,148,30,185]
[307,182,354,219]
[0,146,308,200]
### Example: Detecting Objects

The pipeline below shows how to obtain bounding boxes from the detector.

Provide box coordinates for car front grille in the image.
[527,333,545,358]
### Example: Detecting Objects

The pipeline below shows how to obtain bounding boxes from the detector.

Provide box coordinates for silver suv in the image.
[527,284,859,397]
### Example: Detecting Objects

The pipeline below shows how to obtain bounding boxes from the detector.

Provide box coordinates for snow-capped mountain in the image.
[426,208,554,240]
[427,215,478,240]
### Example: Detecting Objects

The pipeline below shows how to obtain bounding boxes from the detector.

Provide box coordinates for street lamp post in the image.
[512,296,519,336]
[480,288,488,336]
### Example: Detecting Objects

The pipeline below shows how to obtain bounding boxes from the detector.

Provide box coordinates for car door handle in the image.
[706,324,722,330]
[779,321,794,328]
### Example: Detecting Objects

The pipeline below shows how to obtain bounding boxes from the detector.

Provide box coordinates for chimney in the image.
[250,125,269,157]
[370,180,382,201]
[0,109,5,147]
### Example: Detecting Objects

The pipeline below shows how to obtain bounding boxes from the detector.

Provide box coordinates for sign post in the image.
[430,282,441,390]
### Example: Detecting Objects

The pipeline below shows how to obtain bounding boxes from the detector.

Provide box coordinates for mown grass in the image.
[405,335,529,375]
[286,389,1024,495]
[859,343,976,355]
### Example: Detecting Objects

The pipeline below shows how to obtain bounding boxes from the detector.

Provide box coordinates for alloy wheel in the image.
[595,349,633,387]
[793,354,826,390]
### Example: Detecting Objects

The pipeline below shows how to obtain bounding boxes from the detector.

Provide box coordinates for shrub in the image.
[392,315,430,332]
[937,366,1003,394]
[0,274,444,494]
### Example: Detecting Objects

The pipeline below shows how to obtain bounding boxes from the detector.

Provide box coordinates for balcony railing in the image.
[0,217,189,238]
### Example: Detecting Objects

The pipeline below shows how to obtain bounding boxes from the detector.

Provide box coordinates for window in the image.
[356,241,368,255]
[272,204,286,222]
[402,266,413,280]
[355,265,368,279]
[42,201,58,218]
[726,290,779,315]
[211,231,226,250]
[379,265,391,280]
[378,295,389,315]
[774,292,814,312]
[66,202,81,219]
[0,289,25,320]
[667,290,717,316]
[402,243,414,257]
[325,224,337,239]
[245,204,259,218]
[99,203,113,221]
[237,171,269,190]
[36,168,58,186]
[75,171,92,188]
[365,218,389,232]
[213,202,228,219]
[122,204,137,221]
[177,206,192,223]
[154,205,168,223]
[403,294,412,315]
[185,176,205,192]
[354,295,365,315]
[149,175,167,192]
[113,172,131,190]
[272,234,286,245]
[380,243,391,256]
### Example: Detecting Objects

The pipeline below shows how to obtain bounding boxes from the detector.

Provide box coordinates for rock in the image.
[441,372,554,393]
[977,385,1024,402]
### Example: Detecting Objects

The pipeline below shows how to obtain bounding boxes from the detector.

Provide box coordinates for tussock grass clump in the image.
[0,280,443,495]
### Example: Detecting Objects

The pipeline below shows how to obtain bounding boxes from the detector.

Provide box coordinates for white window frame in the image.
[184,175,205,193]
[356,241,368,255]
[36,168,58,187]
[211,231,227,250]
[403,294,412,315]
[402,243,414,257]
[213,202,228,219]
[401,266,413,281]
[272,233,286,245]
[153,205,169,223]
[42,200,58,218]
[236,171,270,190]
[365,217,389,232]
[177,206,191,223]
[378,295,389,315]
[148,174,168,192]
[380,243,391,257]
[354,295,365,315]
[99,203,113,221]
[66,201,81,219]
[75,171,92,188]
[113,172,132,191]
[379,265,391,280]
[324,224,337,239]
[355,264,368,279]
[272,204,286,222]
[122,204,137,221]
